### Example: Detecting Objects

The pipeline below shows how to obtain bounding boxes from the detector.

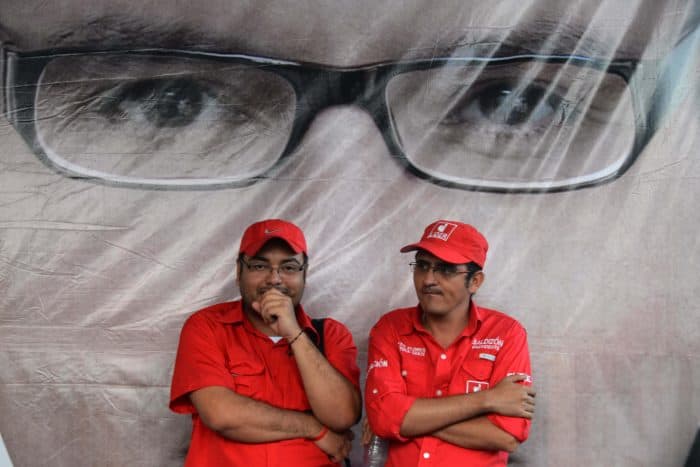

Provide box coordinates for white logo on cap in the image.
[427,222,457,241]
[264,228,280,235]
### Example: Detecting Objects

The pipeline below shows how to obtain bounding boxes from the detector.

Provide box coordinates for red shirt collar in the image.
[211,300,320,341]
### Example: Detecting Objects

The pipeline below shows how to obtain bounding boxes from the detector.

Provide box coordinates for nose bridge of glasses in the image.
[299,68,383,114]
[281,66,396,159]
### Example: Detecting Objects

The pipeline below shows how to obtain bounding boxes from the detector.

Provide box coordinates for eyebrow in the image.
[248,255,303,264]
[44,15,227,51]
[431,20,634,59]
[42,14,636,61]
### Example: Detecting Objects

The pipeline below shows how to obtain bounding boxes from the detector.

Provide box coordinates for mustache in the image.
[258,285,291,296]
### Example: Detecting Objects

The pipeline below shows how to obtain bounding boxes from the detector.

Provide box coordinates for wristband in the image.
[310,425,329,442]
[288,329,305,346]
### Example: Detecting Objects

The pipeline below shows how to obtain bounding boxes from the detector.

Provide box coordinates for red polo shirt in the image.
[170,300,360,467]
[365,301,532,467]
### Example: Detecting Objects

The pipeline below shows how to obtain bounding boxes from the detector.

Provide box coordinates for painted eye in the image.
[443,82,562,127]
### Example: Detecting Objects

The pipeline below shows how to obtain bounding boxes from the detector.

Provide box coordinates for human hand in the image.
[360,417,374,446]
[314,428,353,463]
[252,288,300,338]
[484,374,536,418]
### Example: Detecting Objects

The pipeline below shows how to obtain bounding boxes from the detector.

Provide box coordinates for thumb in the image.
[251,301,261,312]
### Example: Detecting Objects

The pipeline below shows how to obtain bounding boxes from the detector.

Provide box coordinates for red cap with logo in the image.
[239,219,307,256]
[400,220,488,267]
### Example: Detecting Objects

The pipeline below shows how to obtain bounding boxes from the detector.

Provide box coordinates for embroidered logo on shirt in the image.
[368,359,389,373]
[472,337,504,351]
[467,380,490,393]
[426,222,458,242]
[398,341,426,357]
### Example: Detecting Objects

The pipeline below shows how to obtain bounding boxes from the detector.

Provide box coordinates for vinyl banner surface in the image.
[1,1,699,466]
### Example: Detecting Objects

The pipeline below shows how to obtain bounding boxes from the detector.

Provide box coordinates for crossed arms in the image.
[171,296,361,462]
[365,319,535,453]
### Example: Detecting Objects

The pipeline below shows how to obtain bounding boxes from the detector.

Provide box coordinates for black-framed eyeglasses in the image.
[240,258,306,276]
[0,45,676,193]
[409,260,469,280]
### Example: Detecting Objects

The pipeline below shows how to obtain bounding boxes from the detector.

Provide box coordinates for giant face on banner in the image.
[0,1,698,466]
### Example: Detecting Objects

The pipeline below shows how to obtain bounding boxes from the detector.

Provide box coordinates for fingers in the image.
[256,289,297,330]
[328,436,352,463]
[360,418,373,445]
[506,373,528,383]
[522,392,536,418]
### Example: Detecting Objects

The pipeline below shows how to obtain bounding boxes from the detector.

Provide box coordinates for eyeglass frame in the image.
[409,260,475,280]
[0,44,673,194]
[239,257,307,277]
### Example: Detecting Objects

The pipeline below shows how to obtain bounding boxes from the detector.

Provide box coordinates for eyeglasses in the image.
[409,260,469,280]
[0,45,678,192]
[240,258,306,276]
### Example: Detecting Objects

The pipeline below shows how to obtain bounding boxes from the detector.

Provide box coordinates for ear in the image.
[468,271,485,294]
[235,260,242,286]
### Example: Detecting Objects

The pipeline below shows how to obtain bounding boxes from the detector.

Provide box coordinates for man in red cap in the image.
[170,219,361,466]
[364,220,535,466]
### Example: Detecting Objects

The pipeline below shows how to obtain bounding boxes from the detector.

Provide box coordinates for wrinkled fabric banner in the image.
[1,1,699,466]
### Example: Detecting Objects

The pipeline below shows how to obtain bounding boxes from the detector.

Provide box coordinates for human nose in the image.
[264,266,284,283]
[420,266,440,285]
[272,105,405,185]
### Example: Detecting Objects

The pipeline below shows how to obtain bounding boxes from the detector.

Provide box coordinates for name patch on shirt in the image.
[472,337,504,351]
[398,341,426,357]
[479,353,496,361]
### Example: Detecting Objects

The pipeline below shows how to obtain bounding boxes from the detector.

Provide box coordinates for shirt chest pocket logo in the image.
[228,360,265,399]
[460,358,494,394]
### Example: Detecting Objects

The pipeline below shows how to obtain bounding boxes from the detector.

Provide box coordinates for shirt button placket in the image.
[434,352,450,400]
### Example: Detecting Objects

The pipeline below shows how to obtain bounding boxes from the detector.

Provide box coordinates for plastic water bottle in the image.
[363,435,388,467]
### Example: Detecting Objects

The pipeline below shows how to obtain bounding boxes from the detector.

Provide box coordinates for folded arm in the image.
[291,329,361,431]
[432,415,519,452]
[190,385,322,442]
[399,373,534,438]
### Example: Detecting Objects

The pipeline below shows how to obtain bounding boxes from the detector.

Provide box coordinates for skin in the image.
[0,1,697,466]
[413,251,483,348]
[190,240,361,461]
[396,250,535,449]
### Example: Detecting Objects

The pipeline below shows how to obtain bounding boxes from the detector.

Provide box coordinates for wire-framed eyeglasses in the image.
[409,260,470,280]
[240,258,306,277]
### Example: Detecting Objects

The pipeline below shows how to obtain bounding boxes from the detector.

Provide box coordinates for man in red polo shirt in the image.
[365,220,535,466]
[170,219,361,466]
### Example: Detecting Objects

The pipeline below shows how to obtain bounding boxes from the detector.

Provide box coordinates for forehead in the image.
[414,250,445,264]
[0,0,693,62]
[249,239,302,260]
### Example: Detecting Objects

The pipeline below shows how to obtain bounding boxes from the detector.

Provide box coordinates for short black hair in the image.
[464,261,483,288]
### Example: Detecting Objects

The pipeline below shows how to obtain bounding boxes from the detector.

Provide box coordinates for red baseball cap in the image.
[239,219,307,256]
[400,220,488,267]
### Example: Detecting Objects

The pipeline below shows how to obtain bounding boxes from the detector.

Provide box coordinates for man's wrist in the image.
[287,328,305,346]
[471,387,491,413]
[309,425,329,441]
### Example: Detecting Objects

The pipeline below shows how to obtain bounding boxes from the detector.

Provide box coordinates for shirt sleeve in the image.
[169,313,235,414]
[364,318,417,441]
[322,318,361,391]
[485,320,532,442]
